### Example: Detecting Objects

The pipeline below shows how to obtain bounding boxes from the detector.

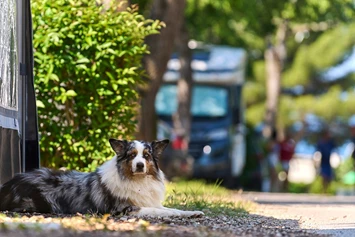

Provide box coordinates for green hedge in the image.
[32,0,162,171]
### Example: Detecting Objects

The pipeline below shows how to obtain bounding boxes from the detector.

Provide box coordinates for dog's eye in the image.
[144,153,150,158]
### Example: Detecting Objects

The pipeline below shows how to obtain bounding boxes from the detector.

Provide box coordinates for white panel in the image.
[0,0,18,111]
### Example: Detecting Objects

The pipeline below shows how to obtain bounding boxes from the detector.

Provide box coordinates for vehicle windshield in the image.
[155,85,228,117]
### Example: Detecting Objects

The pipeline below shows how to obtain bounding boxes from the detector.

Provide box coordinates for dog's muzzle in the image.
[133,162,146,174]
[136,162,144,172]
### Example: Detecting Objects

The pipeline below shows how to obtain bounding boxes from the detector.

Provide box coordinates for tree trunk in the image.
[263,21,288,138]
[172,24,193,151]
[137,0,186,141]
[139,90,158,142]
[264,45,281,138]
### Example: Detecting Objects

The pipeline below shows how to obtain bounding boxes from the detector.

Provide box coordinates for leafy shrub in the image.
[288,182,309,193]
[308,176,337,194]
[32,0,162,171]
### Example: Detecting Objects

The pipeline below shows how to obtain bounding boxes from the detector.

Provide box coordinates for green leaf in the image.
[107,48,118,55]
[49,73,59,81]
[99,42,112,49]
[105,71,115,80]
[36,100,45,108]
[65,90,77,97]
[76,57,90,64]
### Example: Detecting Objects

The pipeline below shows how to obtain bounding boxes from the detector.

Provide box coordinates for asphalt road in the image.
[240,192,355,237]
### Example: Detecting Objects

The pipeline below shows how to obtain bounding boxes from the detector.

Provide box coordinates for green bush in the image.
[288,182,309,193]
[32,0,162,171]
[335,156,354,182]
[289,157,355,195]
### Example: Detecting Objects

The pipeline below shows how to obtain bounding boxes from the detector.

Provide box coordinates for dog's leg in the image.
[110,205,141,216]
[135,207,180,217]
[135,207,204,217]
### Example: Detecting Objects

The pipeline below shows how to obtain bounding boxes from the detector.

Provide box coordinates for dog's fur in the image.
[0,139,203,217]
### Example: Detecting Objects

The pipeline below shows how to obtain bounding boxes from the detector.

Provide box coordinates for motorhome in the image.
[155,44,247,186]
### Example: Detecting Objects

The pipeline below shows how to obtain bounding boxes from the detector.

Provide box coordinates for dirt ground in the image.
[0,212,324,237]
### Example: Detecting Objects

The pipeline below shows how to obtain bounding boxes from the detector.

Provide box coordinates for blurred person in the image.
[241,124,264,191]
[279,133,295,192]
[279,126,305,192]
[261,130,279,192]
[172,134,188,151]
[316,129,336,193]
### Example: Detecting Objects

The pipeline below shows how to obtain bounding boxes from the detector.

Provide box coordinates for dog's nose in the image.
[136,162,145,171]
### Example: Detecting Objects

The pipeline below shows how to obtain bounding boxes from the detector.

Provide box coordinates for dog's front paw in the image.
[180,210,204,218]
[192,211,205,217]
[111,205,140,216]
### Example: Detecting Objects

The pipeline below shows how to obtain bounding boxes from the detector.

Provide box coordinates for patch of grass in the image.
[288,177,338,195]
[164,179,253,216]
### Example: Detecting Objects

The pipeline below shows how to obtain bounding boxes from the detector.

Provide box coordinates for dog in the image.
[0,139,204,217]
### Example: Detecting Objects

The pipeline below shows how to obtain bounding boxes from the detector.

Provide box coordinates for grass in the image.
[164,179,254,216]
[288,176,344,195]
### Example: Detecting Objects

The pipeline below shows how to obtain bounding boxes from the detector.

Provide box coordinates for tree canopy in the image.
[183,0,355,133]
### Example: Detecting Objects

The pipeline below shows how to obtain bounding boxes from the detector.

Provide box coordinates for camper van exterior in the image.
[0,0,40,184]
[155,45,247,185]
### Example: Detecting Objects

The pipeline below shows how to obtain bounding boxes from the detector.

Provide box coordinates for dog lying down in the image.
[0,139,204,218]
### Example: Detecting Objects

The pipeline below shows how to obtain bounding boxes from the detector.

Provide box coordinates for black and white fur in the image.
[0,139,204,217]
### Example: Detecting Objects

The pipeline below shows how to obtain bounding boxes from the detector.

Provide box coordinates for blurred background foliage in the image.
[180,0,355,131]
[132,0,355,135]
[32,0,163,171]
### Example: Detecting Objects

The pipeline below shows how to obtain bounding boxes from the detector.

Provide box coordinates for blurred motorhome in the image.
[155,43,247,187]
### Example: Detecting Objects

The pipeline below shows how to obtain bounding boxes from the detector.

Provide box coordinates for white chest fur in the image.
[123,176,165,207]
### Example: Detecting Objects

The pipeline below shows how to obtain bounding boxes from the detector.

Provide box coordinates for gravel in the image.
[0,211,329,237]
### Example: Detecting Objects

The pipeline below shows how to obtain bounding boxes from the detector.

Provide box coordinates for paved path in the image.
[240,192,355,237]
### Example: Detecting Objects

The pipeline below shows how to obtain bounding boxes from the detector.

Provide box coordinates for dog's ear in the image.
[151,139,169,158]
[109,139,127,155]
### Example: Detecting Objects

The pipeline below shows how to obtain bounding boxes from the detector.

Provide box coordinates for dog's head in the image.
[109,139,169,179]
